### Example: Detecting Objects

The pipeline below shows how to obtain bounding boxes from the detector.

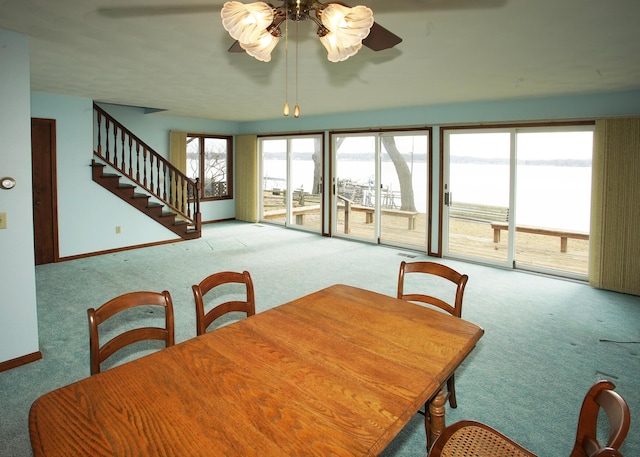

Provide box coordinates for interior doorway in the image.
[31,118,58,265]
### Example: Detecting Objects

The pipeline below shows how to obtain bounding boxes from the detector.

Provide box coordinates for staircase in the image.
[92,104,201,240]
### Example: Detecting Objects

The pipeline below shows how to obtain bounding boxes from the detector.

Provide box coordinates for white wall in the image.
[0,30,39,363]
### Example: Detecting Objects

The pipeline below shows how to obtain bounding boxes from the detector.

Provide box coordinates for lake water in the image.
[263,159,592,232]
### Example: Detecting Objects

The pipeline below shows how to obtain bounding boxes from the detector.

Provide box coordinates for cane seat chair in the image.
[397,260,469,408]
[428,380,630,457]
[87,290,175,375]
[192,270,256,336]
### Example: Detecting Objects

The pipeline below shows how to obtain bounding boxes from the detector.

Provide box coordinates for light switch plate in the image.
[0,212,6,229]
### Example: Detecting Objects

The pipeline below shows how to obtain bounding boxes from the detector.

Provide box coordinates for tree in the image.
[311,136,416,212]
[381,136,416,212]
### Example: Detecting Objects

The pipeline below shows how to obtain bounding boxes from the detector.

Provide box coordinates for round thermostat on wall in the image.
[1,177,16,189]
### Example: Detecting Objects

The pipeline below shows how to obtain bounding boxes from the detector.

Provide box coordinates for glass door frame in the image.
[442,127,515,269]
[330,129,430,250]
[441,123,594,279]
[259,134,323,234]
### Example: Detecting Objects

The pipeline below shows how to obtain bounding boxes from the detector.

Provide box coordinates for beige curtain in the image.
[168,131,188,217]
[590,117,640,296]
[169,131,187,174]
[235,134,259,222]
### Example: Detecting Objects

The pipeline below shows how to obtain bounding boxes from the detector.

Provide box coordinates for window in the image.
[186,134,232,200]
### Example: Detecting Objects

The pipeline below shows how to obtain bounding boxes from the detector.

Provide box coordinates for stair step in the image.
[91,157,200,240]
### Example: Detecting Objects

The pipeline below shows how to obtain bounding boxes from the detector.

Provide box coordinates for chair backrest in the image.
[192,270,256,336]
[87,290,175,375]
[591,449,624,457]
[397,261,468,317]
[570,380,631,457]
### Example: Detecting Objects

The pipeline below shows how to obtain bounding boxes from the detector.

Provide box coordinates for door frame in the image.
[31,117,59,265]
[440,121,594,278]
[258,133,324,234]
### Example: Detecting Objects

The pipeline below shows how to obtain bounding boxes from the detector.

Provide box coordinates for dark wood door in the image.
[31,118,58,265]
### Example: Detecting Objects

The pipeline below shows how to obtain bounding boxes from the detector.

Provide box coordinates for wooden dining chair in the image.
[87,290,175,375]
[428,380,630,457]
[192,270,256,335]
[397,260,469,409]
[570,380,630,457]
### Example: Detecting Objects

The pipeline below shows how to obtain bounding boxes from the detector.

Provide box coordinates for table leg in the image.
[426,388,447,450]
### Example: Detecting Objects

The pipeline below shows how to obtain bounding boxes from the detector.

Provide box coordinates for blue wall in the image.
[30,89,640,259]
[239,89,640,134]
[0,29,39,364]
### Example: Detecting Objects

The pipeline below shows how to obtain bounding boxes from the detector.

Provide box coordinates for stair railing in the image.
[93,103,201,233]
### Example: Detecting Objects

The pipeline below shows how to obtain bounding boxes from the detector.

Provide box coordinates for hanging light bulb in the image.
[294,104,300,118]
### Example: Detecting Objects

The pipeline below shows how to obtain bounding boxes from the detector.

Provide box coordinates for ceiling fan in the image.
[96,0,509,59]
[98,1,402,62]
[220,0,402,62]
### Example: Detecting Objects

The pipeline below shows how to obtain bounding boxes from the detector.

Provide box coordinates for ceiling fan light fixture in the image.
[318,3,372,61]
[239,30,280,62]
[319,34,363,62]
[320,4,373,45]
[221,1,274,44]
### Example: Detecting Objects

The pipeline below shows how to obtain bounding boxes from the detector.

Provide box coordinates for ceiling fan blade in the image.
[228,41,245,53]
[362,22,402,51]
[97,5,220,18]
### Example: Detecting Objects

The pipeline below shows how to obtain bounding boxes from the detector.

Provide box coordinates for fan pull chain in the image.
[283,7,290,116]
[294,19,300,118]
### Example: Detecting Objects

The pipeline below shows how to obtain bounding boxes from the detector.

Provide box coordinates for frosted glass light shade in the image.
[221,1,274,44]
[240,30,280,62]
[319,4,373,62]
[319,35,362,62]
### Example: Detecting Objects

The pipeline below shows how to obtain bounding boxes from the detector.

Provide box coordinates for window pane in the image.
[203,137,229,198]
[186,136,201,182]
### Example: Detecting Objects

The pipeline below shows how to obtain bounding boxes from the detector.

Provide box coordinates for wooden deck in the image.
[262,195,589,276]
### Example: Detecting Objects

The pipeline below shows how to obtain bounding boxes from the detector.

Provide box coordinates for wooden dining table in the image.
[30,284,484,456]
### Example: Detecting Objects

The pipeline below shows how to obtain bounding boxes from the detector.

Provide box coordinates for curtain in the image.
[235,134,258,222]
[590,117,640,296]
[169,131,187,174]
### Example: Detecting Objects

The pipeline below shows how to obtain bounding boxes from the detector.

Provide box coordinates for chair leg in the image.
[447,374,457,409]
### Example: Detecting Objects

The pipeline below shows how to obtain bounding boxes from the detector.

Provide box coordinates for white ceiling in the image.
[1,0,640,122]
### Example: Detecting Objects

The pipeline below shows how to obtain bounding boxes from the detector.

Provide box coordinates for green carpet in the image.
[1,221,638,456]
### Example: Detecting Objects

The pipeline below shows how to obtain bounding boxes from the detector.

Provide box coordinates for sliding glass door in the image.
[443,125,593,278]
[514,130,592,275]
[333,135,377,241]
[260,135,322,233]
[332,131,429,249]
[444,131,512,265]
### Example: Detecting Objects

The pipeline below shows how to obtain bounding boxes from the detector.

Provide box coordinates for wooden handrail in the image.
[93,103,200,232]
